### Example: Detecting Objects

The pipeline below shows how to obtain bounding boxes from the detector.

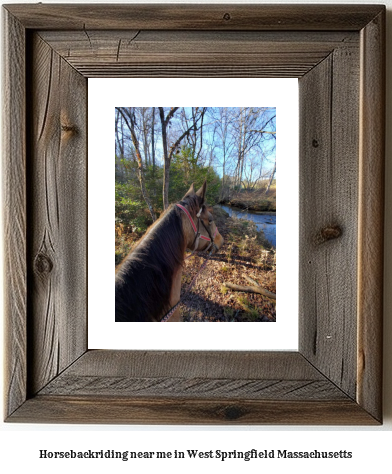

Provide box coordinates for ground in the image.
[115,205,276,322]
[179,206,276,322]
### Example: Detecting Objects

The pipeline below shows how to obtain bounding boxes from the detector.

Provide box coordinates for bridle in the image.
[160,203,219,322]
[176,203,218,252]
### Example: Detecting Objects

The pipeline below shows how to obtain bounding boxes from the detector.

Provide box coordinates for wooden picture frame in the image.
[3,4,385,424]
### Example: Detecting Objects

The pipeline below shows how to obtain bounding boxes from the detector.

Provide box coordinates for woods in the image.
[115,107,276,235]
[115,107,277,321]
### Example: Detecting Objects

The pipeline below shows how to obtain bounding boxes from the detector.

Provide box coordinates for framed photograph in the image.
[3,4,385,424]
[88,78,298,349]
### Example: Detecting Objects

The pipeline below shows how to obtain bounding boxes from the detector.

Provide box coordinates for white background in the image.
[1,0,391,473]
[88,78,298,350]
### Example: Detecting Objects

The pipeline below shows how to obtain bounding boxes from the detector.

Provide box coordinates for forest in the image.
[115,106,277,321]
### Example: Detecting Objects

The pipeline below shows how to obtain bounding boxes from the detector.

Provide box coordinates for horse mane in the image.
[115,193,203,322]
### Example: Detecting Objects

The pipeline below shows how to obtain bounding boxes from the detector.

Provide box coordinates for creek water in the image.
[218,204,276,248]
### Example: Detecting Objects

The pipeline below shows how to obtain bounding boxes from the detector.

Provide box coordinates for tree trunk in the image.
[115,109,124,158]
[239,108,247,190]
[235,107,245,190]
[142,108,150,167]
[137,165,156,221]
[265,160,276,194]
[159,107,171,210]
[151,107,156,177]
[159,107,200,210]
[117,107,156,221]
[163,159,170,210]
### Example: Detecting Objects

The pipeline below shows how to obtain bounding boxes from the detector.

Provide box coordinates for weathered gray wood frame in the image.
[3,4,385,424]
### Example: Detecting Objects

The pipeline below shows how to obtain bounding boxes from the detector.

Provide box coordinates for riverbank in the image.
[180,206,276,322]
[220,187,276,212]
[218,204,276,248]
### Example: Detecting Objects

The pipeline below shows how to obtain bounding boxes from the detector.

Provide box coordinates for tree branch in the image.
[223,282,276,300]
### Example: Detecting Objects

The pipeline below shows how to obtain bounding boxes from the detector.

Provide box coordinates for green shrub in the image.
[169,145,221,204]
[115,183,152,233]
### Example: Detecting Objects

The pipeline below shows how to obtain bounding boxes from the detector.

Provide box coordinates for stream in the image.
[218,204,276,248]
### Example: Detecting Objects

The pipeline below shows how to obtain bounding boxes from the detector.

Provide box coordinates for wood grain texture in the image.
[39,376,346,401]
[2,10,27,419]
[8,396,379,425]
[2,4,385,425]
[39,30,358,78]
[37,351,345,401]
[27,33,87,395]
[299,43,360,399]
[357,9,385,423]
[42,350,330,380]
[4,4,383,31]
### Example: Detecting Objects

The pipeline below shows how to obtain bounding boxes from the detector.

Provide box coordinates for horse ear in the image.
[196,181,207,203]
[183,183,195,198]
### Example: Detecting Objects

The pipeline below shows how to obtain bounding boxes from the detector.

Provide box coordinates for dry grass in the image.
[181,207,276,322]
[226,182,276,212]
[115,225,140,266]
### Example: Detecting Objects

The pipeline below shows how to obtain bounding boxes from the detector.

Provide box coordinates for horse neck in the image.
[115,206,187,322]
[167,213,188,301]
[151,208,187,319]
[163,212,192,321]
[167,265,183,321]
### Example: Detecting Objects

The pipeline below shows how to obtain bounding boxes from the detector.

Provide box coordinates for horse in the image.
[115,182,224,322]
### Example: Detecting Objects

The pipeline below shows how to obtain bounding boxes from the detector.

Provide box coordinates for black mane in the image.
[115,193,203,322]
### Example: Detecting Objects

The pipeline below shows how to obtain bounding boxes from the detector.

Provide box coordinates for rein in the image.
[160,203,218,322]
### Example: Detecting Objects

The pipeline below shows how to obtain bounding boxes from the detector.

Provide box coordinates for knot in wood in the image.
[223,13,231,21]
[61,124,77,134]
[34,252,53,274]
[315,225,342,245]
[223,405,244,420]
[312,139,319,148]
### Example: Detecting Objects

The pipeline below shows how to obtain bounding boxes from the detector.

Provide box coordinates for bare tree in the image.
[140,107,151,167]
[179,107,207,165]
[232,108,276,191]
[242,152,269,190]
[115,108,125,158]
[249,113,276,193]
[115,108,127,182]
[116,107,157,221]
[151,107,156,176]
[115,106,276,210]
[265,161,276,194]
[158,107,206,209]
[209,107,237,201]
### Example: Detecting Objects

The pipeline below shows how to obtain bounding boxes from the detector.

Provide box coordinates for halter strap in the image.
[176,203,197,232]
[176,203,218,243]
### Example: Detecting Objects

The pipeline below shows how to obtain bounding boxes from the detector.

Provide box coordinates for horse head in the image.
[179,181,224,253]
